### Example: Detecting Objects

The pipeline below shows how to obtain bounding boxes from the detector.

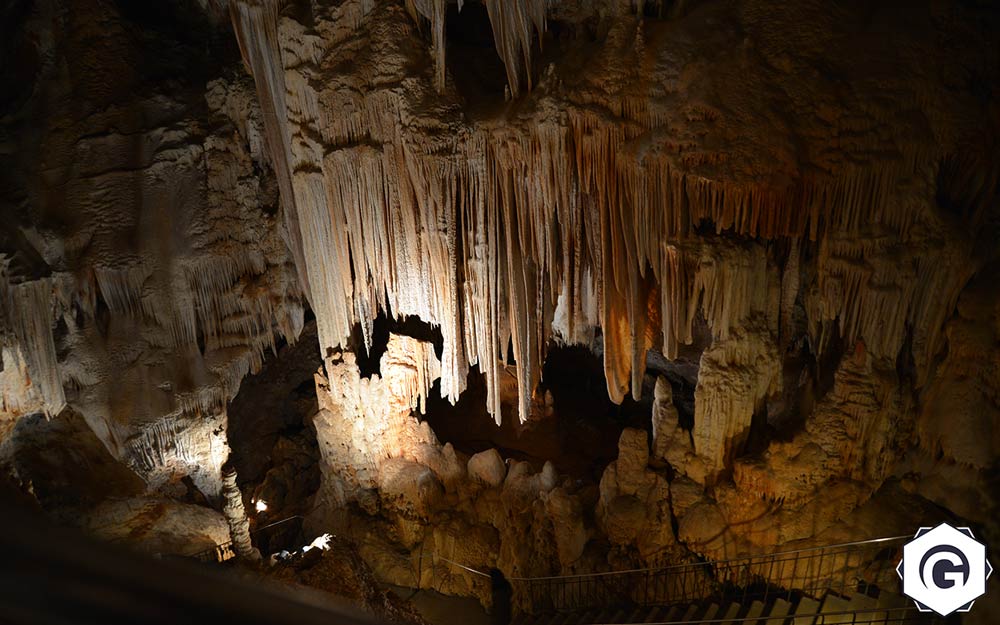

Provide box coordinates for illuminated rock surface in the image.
[1,0,999,622]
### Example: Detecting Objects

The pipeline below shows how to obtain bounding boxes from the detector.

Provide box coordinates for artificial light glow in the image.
[302,533,333,553]
[255,499,268,512]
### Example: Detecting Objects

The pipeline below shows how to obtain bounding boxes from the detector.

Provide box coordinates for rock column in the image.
[221,462,261,561]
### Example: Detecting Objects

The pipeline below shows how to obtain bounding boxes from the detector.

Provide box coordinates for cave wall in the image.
[0,0,998,617]
[0,0,303,504]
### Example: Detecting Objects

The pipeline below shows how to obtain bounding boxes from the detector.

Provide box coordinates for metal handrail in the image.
[511,535,910,613]
[603,606,937,625]
[188,513,308,562]
[510,535,909,581]
[189,526,918,621]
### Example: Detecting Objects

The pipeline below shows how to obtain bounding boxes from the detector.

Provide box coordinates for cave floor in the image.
[386,584,491,625]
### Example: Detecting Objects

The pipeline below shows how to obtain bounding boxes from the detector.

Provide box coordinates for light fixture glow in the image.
[255,499,268,512]
[302,533,333,553]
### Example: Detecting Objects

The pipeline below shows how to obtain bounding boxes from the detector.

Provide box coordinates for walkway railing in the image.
[188,514,306,563]
[192,526,922,621]
[510,536,909,613]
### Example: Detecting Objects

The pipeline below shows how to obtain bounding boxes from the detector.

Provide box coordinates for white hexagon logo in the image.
[896,523,993,616]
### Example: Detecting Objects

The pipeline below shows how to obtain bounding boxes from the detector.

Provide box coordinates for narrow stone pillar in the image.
[221,462,261,561]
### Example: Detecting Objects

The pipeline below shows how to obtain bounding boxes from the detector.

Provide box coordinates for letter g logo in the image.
[897,523,992,616]
[918,545,969,589]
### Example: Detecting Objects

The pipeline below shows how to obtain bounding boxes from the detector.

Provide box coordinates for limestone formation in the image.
[596,429,676,561]
[221,464,261,561]
[1,0,999,621]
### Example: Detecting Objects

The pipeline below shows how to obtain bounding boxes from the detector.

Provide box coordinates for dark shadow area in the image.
[446,1,508,113]
[419,342,655,482]
[350,311,445,379]
[227,320,322,552]
[0,504,381,625]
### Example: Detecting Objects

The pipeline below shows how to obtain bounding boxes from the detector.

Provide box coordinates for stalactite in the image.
[408,0,448,93]
[382,334,442,414]
[126,416,191,474]
[225,0,971,428]
[230,0,312,299]
[482,0,549,98]
[779,239,800,347]
[812,232,974,378]
[690,242,771,341]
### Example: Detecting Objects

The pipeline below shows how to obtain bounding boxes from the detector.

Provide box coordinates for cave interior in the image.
[0,0,999,623]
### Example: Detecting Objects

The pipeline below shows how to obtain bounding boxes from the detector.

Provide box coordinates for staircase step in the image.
[700,603,721,622]
[662,606,684,622]
[791,596,820,625]
[848,592,882,624]
[818,594,853,625]
[764,598,792,625]
[876,591,908,610]
[720,603,742,622]
[559,610,583,625]
[641,606,662,623]
[550,613,574,625]
[680,603,701,621]
[849,593,878,609]
[744,600,765,625]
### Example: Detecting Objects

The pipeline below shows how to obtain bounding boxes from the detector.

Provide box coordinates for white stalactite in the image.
[225,0,970,427]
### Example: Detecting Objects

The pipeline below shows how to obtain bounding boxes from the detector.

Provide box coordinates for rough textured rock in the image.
[84,497,231,558]
[264,537,430,625]
[221,464,261,560]
[467,449,507,488]
[1,0,999,620]
[216,0,1000,431]
[596,429,677,561]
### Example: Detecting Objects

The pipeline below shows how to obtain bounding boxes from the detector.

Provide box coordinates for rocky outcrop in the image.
[1,1,998,619]
[308,333,606,607]
[0,0,302,508]
[84,497,231,558]
[596,429,677,564]
[222,0,998,431]
[264,536,429,625]
[222,464,261,561]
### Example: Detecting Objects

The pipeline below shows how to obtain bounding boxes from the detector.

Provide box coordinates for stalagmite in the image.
[220,463,261,561]
[692,326,781,482]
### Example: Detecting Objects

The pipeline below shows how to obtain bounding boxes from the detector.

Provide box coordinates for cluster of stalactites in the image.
[1,249,301,442]
[407,0,550,96]
[230,0,953,426]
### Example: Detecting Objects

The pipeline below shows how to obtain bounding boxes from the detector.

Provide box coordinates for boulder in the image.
[467,449,507,488]
[378,458,443,518]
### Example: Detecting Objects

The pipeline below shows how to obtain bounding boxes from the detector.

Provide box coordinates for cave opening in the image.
[417,340,662,482]
[445,1,509,112]
[349,310,445,379]
[225,320,323,554]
